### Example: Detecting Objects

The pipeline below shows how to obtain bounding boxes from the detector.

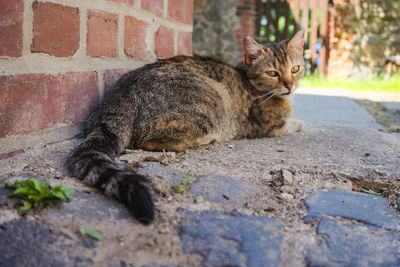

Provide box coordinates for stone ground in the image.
[1,88,400,267]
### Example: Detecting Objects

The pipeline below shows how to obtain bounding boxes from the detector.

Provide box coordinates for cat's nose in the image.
[284,81,293,90]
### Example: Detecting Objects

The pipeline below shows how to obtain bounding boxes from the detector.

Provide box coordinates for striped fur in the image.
[66,125,154,223]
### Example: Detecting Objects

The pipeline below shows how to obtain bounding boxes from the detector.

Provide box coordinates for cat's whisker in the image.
[252,92,273,100]
[257,92,276,106]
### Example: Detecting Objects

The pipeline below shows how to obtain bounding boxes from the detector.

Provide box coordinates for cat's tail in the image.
[65,124,154,224]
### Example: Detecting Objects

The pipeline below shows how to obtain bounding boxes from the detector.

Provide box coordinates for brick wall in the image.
[0,0,193,156]
[235,0,256,62]
[325,0,355,79]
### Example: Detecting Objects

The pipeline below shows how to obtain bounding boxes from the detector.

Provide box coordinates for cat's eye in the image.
[291,65,300,73]
[266,70,279,77]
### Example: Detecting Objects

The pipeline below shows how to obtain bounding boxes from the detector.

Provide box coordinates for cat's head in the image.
[242,29,305,98]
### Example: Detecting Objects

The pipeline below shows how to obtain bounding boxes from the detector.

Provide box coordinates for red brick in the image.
[141,0,164,14]
[0,72,98,138]
[168,0,193,25]
[0,149,24,160]
[31,2,80,57]
[108,0,134,5]
[124,16,151,59]
[0,0,23,57]
[177,31,192,56]
[103,69,130,95]
[155,26,174,58]
[87,10,119,58]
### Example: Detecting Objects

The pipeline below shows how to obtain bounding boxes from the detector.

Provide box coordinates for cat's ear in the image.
[288,29,305,53]
[243,36,266,65]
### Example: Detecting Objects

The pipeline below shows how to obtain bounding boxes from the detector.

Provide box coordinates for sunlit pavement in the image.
[293,87,400,129]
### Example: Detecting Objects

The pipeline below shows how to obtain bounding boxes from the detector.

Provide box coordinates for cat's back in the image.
[92,56,247,132]
[98,55,245,117]
[113,55,240,95]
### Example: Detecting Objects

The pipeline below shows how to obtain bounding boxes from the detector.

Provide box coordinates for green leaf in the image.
[52,185,63,191]
[361,188,381,196]
[50,185,74,200]
[30,178,43,193]
[49,190,65,200]
[62,188,75,199]
[29,195,42,204]
[12,187,33,197]
[79,226,102,240]
[44,178,51,190]
[18,201,32,215]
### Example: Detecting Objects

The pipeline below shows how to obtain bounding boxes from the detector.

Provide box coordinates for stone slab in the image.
[306,217,400,267]
[178,124,400,182]
[177,209,283,267]
[292,93,382,129]
[136,162,187,185]
[190,174,260,205]
[40,189,131,222]
[0,219,95,267]
[304,190,400,230]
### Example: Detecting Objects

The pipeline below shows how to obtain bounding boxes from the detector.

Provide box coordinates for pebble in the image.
[154,183,164,194]
[280,193,294,200]
[282,170,294,185]
[160,152,176,166]
[194,196,204,204]
[389,124,400,132]
[281,185,293,194]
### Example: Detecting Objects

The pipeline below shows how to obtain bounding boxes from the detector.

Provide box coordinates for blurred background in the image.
[193,0,400,90]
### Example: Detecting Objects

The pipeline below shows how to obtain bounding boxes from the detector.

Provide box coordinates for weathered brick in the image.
[141,0,164,15]
[0,72,98,138]
[177,31,192,56]
[87,10,119,58]
[0,149,24,160]
[124,16,151,59]
[155,26,174,58]
[103,69,130,95]
[168,0,193,25]
[31,2,80,57]
[0,0,23,57]
[108,0,134,6]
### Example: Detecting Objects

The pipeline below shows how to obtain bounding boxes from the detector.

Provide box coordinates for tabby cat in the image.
[66,29,306,224]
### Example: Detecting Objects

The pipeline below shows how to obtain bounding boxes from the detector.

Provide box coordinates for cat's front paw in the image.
[295,119,305,132]
[285,119,305,133]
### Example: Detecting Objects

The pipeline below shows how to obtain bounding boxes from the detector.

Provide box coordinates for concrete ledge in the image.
[0,122,84,156]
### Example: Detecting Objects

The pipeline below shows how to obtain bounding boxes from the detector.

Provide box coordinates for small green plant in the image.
[360,187,381,196]
[254,206,264,213]
[4,178,75,215]
[172,172,194,194]
[386,115,393,121]
[79,225,102,240]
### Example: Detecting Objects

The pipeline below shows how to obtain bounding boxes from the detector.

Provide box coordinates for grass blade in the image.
[79,226,102,240]
[360,188,381,196]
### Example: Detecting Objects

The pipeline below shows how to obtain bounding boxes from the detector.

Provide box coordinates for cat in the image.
[66,29,306,224]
